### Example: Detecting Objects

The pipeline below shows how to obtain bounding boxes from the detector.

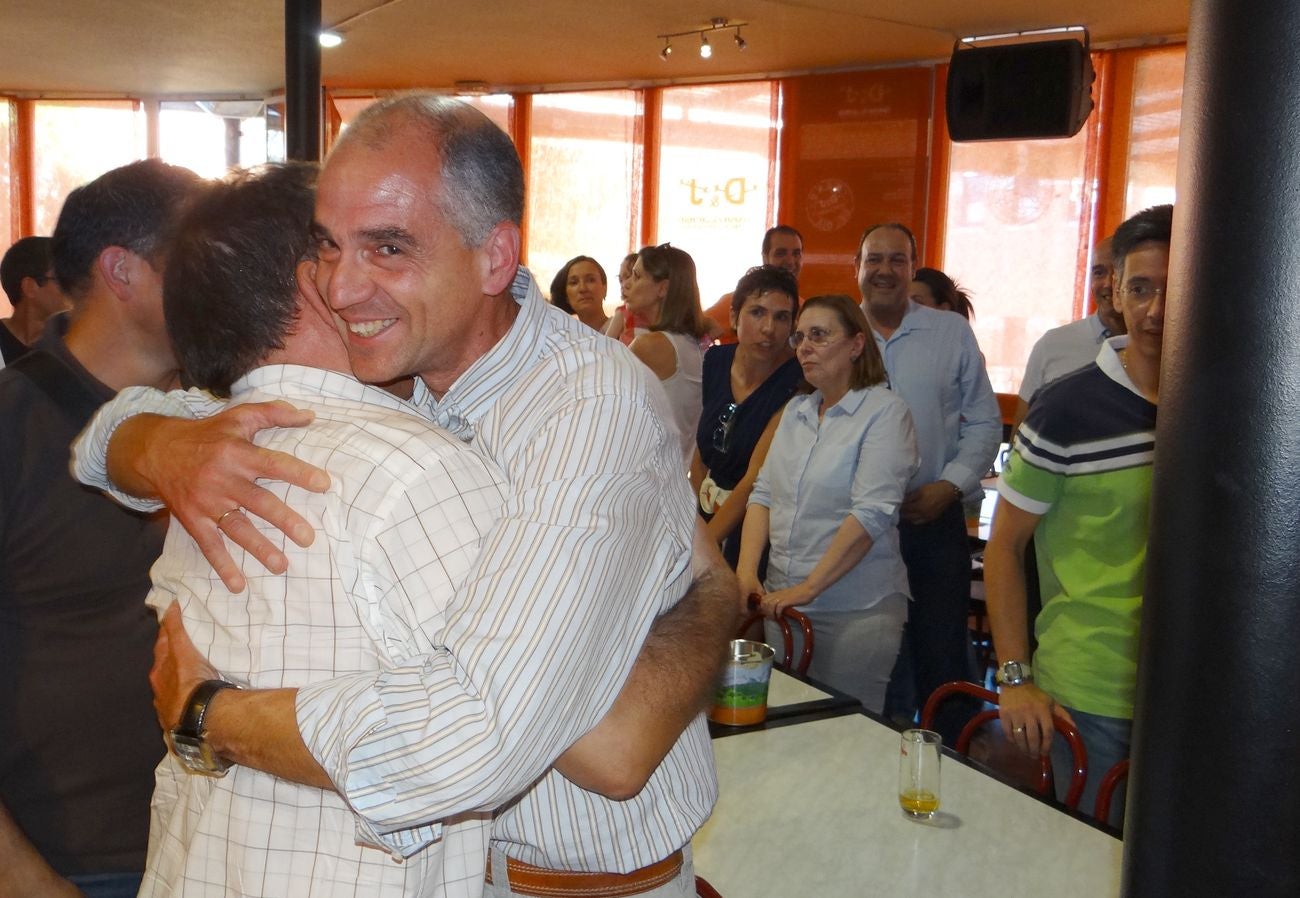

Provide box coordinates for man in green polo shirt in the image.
[984,203,1172,825]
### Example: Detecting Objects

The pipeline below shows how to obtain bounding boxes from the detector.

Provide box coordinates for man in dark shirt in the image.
[0,236,68,368]
[0,159,200,898]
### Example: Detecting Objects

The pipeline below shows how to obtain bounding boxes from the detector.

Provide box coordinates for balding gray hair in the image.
[333,94,524,248]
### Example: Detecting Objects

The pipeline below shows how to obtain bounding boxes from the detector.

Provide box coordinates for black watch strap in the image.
[176,679,237,739]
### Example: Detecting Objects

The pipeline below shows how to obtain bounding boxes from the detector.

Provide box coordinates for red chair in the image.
[695,875,725,898]
[1095,758,1130,823]
[738,594,814,675]
[920,680,1089,809]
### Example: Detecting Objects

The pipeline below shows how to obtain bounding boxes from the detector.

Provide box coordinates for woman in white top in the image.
[624,243,707,468]
[738,294,919,712]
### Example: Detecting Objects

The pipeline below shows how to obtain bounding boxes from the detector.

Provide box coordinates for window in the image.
[655,82,778,304]
[526,90,642,311]
[1123,47,1184,217]
[0,99,12,278]
[32,101,145,234]
[159,101,270,178]
[942,126,1098,394]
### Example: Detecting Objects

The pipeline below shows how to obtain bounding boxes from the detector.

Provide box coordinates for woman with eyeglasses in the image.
[624,244,710,468]
[737,294,919,711]
[690,265,804,568]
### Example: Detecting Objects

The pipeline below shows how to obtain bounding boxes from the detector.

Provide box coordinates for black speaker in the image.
[946,39,1094,141]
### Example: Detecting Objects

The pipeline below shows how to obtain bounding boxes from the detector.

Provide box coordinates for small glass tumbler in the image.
[898,728,942,818]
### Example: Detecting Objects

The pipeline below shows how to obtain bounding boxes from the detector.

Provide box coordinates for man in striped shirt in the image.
[984,204,1172,825]
[76,97,735,897]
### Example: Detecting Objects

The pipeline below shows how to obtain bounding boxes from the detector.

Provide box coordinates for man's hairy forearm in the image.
[554,560,740,798]
[641,562,741,713]
[205,688,335,791]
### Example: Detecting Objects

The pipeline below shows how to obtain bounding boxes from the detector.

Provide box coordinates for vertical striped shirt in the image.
[295,269,717,872]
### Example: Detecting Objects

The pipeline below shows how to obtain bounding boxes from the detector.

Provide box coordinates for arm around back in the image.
[294,384,708,830]
[554,521,739,798]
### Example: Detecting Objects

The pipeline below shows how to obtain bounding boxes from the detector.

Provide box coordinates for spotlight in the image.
[656,18,748,61]
[318,30,344,48]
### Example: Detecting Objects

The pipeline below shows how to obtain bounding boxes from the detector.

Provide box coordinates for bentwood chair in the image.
[695,875,725,898]
[1095,758,1131,823]
[920,680,1089,809]
[738,594,814,675]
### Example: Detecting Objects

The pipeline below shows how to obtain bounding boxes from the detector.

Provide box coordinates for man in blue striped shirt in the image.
[855,223,1001,739]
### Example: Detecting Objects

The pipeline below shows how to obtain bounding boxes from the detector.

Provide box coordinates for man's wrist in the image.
[995,658,1033,686]
[199,683,239,758]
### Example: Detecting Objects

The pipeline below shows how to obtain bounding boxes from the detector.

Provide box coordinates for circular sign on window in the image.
[805,178,855,232]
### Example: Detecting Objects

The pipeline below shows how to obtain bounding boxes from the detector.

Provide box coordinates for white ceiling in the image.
[1,0,1189,98]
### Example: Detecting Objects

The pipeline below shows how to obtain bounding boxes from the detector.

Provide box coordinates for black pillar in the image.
[1124,2,1300,896]
[285,0,321,162]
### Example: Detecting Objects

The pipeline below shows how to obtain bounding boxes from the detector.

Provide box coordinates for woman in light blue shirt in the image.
[737,294,919,712]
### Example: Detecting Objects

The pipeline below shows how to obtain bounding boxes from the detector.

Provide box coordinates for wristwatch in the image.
[171,679,239,776]
[995,659,1033,687]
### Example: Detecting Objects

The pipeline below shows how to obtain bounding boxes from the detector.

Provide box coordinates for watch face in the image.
[998,660,1031,685]
[171,732,230,777]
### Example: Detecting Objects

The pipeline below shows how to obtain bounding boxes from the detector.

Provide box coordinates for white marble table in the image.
[693,713,1122,896]
[766,668,834,708]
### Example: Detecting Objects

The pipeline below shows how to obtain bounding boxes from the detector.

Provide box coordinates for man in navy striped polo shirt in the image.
[984,203,1173,825]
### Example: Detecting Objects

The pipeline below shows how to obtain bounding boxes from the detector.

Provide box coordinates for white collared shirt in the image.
[140,364,505,898]
[296,269,716,872]
[1018,313,1111,403]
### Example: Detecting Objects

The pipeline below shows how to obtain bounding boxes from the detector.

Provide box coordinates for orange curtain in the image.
[778,68,934,299]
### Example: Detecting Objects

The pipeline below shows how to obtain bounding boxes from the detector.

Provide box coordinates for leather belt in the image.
[484,849,684,897]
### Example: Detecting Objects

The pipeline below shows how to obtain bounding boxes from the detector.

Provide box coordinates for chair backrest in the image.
[1094,758,1130,823]
[695,875,725,898]
[919,680,1089,809]
[738,595,814,675]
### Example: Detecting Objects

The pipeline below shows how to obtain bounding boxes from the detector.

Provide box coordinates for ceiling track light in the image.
[656,16,749,61]
[318,30,344,48]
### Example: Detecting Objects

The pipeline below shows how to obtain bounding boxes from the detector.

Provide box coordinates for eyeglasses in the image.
[1120,283,1167,301]
[788,327,843,349]
[712,402,738,453]
[34,272,57,286]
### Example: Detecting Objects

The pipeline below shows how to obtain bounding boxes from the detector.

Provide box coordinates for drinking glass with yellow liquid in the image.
[898,729,942,818]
